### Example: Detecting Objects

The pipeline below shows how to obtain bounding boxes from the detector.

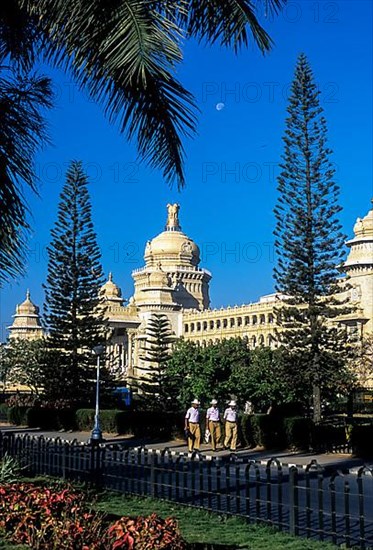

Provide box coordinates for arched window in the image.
[230,317,235,327]
[237,317,242,327]
[260,314,265,324]
[184,324,189,333]
[244,316,250,326]
[190,323,195,332]
[223,318,228,328]
[196,322,201,332]
[252,315,257,325]
[209,320,215,330]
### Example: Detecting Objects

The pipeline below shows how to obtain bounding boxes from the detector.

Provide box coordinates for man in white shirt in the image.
[223,400,238,451]
[206,399,221,451]
[185,398,201,452]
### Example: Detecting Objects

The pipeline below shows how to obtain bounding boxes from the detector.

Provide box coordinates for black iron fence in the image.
[0,432,372,549]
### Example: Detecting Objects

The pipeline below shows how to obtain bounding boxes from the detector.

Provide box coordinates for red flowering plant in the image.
[107,513,186,550]
[0,482,186,549]
[0,483,106,549]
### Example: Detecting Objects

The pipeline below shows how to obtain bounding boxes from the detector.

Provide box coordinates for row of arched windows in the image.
[188,334,277,348]
[184,312,275,333]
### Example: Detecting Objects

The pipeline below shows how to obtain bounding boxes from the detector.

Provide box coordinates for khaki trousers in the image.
[208,421,221,450]
[224,421,238,451]
[188,423,201,452]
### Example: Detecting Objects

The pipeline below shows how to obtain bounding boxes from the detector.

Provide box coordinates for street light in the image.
[90,344,105,445]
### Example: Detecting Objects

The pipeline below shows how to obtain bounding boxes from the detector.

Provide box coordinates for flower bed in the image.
[0,483,185,549]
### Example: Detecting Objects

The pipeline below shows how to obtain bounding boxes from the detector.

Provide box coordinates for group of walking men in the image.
[184,398,238,453]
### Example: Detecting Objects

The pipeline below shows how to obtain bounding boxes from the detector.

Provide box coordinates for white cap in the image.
[191,399,200,405]
[228,400,236,407]
[210,399,218,405]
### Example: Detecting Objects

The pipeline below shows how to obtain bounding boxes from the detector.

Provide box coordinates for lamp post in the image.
[90,344,105,444]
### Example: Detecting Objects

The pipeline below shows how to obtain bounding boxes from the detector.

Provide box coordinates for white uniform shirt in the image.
[185,407,200,423]
[206,407,220,422]
[224,407,237,422]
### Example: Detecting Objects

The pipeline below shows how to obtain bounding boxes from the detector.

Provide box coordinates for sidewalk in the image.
[1,424,368,471]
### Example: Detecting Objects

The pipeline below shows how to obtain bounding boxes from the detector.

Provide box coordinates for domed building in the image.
[7,201,373,388]
[8,290,44,341]
[340,202,373,336]
[132,203,211,311]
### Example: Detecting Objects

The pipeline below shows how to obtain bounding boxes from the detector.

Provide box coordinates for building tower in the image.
[8,290,44,341]
[132,203,211,315]
[343,201,373,336]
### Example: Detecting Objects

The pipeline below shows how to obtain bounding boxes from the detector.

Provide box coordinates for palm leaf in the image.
[19,0,284,187]
[0,70,53,285]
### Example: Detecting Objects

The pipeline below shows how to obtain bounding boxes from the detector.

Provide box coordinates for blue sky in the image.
[1,0,372,340]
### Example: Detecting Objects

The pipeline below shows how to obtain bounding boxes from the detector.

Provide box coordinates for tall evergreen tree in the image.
[43,160,105,401]
[273,53,352,422]
[135,314,175,409]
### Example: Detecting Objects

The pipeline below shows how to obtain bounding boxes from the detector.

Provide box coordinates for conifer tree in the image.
[135,314,175,409]
[43,160,105,401]
[274,54,352,422]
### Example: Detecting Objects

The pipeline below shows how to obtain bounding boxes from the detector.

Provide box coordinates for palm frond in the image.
[0,70,53,285]
[20,0,283,187]
[0,2,40,71]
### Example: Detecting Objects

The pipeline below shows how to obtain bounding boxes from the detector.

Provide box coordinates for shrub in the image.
[0,454,21,483]
[311,422,347,452]
[108,513,186,549]
[351,424,373,457]
[26,407,76,430]
[75,409,129,434]
[0,482,107,548]
[282,417,313,450]
[7,406,29,426]
[75,409,184,439]
[0,482,186,549]
[0,403,8,423]
[248,414,284,449]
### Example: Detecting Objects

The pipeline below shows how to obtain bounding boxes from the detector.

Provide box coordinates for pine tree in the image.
[273,54,353,423]
[135,314,175,410]
[43,160,105,401]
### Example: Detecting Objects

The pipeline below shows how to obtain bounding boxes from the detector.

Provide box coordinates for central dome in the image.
[144,204,200,267]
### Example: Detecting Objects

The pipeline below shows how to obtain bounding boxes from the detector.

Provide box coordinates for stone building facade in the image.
[8,202,373,384]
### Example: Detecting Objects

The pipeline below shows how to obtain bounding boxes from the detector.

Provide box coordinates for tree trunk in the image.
[313,384,322,423]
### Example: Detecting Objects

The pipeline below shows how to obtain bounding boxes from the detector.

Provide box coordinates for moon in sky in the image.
[215,102,225,111]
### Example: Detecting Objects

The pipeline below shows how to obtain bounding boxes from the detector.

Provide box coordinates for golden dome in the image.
[17,290,39,316]
[353,203,373,239]
[100,273,123,302]
[144,205,200,267]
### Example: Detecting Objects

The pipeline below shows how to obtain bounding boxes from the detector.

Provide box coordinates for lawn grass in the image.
[95,492,336,550]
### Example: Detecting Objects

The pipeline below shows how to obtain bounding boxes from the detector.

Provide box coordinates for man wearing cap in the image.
[206,399,221,451]
[223,400,238,452]
[185,399,201,452]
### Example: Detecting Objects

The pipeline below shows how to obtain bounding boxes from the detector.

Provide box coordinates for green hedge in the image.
[75,409,184,438]
[239,415,313,450]
[351,424,373,457]
[283,417,313,450]
[239,414,284,449]
[311,422,346,451]
[8,406,29,426]
[0,404,9,422]
[26,408,76,431]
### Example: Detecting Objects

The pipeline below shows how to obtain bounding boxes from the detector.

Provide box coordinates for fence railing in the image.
[0,432,372,549]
